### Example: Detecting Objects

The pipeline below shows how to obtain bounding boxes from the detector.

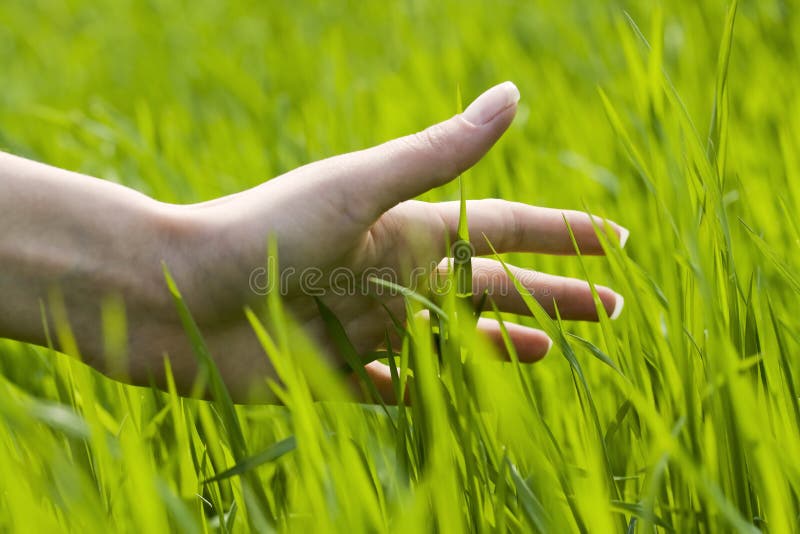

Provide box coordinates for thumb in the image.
[309,81,520,224]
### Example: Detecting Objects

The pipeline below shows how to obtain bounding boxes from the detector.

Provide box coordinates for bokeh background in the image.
[1,1,799,532]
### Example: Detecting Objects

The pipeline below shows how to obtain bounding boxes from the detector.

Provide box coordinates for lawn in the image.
[1,0,799,532]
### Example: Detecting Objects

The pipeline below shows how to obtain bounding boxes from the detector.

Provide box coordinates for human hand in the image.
[158,82,628,401]
[0,82,626,403]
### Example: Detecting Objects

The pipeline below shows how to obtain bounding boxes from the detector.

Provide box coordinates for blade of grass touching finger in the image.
[367,277,448,321]
[562,213,619,358]
[484,233,624,526]
[454,84,473,308]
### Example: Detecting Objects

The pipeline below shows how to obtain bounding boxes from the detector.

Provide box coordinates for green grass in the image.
[2,0,800,531]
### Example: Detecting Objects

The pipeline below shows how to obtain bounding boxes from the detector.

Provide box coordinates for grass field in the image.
[2,0,800,532]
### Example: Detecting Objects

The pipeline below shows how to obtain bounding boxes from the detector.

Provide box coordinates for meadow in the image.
[1,0,799,532]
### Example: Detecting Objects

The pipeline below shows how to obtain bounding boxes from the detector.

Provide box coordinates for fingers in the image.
[442,257,624,321]
[430,199,629,256]
[297,82,520,226]
[360,318,550,404]
[363,360,404,404]
[475,317,552,362]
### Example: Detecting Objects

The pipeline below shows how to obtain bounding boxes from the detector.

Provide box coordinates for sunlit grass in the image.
[1,0,799,531]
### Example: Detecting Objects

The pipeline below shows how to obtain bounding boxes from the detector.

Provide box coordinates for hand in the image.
[161,82,627,401]
[0,82,627,403]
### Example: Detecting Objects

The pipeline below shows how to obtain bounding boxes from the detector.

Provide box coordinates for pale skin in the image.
[0,82,627,403]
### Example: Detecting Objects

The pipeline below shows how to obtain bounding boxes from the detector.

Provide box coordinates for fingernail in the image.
[610,292,625,320]
[618,226,630,248]
[544,336,554,354]
[462,81,520,126]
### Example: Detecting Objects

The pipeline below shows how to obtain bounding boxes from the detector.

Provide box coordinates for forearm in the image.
[0,152,171,365]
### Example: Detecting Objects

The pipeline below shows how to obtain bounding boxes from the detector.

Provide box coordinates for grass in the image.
[1,0,800,531]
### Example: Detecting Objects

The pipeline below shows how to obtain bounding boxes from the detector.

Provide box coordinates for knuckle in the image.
[406,120,466,177]
[419,122,451,153]
[516,268,540,289]
[500,202,524,250]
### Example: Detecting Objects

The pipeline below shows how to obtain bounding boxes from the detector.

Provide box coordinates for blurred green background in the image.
[1,0,799,532]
